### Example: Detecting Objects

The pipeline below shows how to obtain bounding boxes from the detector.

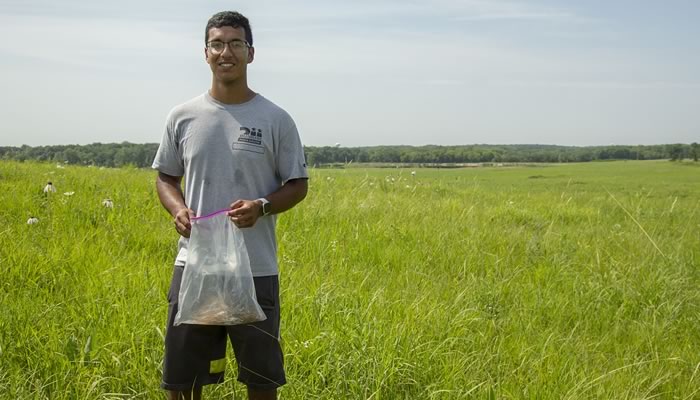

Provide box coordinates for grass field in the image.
[1,160,699,399]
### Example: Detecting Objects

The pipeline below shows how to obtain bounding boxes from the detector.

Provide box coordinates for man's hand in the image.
[174,207,195,238]
[156,172,193,237]
[227,199,263,228]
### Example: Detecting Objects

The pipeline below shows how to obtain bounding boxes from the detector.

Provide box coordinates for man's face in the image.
[205,26,254,84]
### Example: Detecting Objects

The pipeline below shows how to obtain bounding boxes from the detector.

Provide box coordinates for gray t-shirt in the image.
[152,92,308,276]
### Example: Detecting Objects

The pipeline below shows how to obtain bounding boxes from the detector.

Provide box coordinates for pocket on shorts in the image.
[167,266,184,305]
[254,276,278,310]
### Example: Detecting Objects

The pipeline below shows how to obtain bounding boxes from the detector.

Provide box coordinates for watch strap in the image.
[256,197,270,216]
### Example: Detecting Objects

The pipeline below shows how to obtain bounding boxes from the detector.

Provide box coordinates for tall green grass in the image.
[1,160,698,399]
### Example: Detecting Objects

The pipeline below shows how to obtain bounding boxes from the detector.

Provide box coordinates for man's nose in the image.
[221,43,235,57]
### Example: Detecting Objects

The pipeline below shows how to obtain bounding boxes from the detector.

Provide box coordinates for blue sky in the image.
[0,0,698,147]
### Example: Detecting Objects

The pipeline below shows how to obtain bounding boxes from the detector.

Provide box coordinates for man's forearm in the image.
[156,173,188,217]
[264,178,308,215]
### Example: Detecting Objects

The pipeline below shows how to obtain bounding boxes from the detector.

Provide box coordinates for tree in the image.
[668,144,684,161]
[691,142,699,162]
[62,148,81,164]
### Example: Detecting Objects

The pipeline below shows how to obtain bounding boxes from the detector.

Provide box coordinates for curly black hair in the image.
[205,11,253,46]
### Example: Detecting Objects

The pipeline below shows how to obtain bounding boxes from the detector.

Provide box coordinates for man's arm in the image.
[156,171,195,238]
[263,178,309,215]
[228,178,308,228]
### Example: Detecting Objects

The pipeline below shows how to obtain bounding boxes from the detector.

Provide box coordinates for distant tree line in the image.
[303,143,699,165]
[0,142,698,168]
[0,142,159,168]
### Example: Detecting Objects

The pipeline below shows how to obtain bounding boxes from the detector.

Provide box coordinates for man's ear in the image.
[204,47,210,63]
[247,47,255,64]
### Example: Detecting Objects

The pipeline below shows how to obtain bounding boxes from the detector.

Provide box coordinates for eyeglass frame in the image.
[206,39,251,54]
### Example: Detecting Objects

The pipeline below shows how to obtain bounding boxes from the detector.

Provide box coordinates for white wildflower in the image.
[63,192,75,196]
[56,164,65,169]
[43,182,57,193]
[102,199,114,208]
[27,217,39,225]
[411,171,416,176]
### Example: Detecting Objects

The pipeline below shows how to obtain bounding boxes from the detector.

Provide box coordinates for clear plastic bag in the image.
[174,209,266,326]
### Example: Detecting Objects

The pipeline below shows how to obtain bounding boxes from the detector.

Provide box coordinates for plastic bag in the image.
[174,209,266,326]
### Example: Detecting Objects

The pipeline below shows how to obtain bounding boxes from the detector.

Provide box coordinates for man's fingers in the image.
[174,220,191,238]
[180,223,191,237]
[231,216,255,228]
[176,216,191,230]
[174,209,193,236]
[230,205,255,217]
[227,201,259,228]
[230,199,245,209]
[174,208,193,229]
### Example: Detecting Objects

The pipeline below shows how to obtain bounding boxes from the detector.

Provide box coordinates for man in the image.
[152,11,308,400]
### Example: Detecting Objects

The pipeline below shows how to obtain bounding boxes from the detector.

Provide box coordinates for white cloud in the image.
[453,11,574,21]
[495,80,700,90]
[0,14,200,72]
[436,0,575,21]
[252,0,580,22]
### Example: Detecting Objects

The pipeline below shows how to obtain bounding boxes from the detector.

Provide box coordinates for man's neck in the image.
[209,80,256,104]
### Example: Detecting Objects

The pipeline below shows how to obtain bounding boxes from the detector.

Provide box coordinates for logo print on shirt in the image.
[238,127,262,145]
[232,126,265,154]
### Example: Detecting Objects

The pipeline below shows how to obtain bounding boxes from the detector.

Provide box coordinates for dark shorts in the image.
[161,266,286,391]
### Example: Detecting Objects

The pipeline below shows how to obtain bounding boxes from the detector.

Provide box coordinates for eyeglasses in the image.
[206,39,250,54]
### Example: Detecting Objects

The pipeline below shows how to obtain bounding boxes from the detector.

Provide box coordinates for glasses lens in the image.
[208,41,224,53]
[230,40,248,50]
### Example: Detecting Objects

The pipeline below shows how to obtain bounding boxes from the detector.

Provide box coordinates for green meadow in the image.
[1,160,698,399]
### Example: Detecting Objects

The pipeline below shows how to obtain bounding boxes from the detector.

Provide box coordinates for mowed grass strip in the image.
[1,160,698,399]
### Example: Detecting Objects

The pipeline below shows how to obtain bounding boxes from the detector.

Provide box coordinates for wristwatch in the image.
[257,197,271,216]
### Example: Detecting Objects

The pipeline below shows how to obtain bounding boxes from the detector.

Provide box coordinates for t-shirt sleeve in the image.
[152,110,185,177]
[276,114,309,184]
